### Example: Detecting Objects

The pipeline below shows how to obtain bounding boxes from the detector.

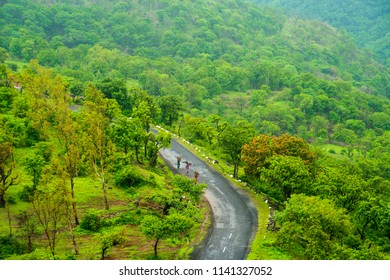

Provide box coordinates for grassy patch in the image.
[247,231,290,260]
[320,143,362,159]
[244,185,290,260]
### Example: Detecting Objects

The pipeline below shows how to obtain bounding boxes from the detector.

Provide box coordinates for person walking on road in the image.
[177,156,182,169]
[185,161,190,174]
[194,170,199,184]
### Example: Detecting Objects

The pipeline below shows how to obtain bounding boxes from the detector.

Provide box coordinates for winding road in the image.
[159,137,258,260]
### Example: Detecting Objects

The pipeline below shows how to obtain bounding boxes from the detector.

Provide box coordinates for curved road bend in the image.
[159,138,258,260]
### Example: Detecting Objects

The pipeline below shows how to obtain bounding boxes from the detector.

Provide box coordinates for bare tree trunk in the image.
[27,235,33,253]
[135,147,142,164]
[69,223,79,255]
[6,201,12,237]
[65,201,79,256]
[0,193,6,208]
[70,175,79,225]
[96,152,109,210]
[233,164,239,179]
[103,180,109,210]
[101,165,109,211]
[101,247,108,260]
[154,238,160,257]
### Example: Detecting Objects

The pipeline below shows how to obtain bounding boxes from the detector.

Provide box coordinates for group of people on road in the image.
[177,156,199,184]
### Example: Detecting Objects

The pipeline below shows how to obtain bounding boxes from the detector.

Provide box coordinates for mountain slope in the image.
[1,0,389,97]
[252,0,390,63]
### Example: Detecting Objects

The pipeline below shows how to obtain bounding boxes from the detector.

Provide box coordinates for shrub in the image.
[100,229,125,260]
[6,194,17,205]
[0,87,14,112]
[34,142,54,162]
[18,185,35,202]
[7,248,52,260]
[80,211,102,232]
[116,211,142,225]
[114,167,146,188]
[0,236,26,259]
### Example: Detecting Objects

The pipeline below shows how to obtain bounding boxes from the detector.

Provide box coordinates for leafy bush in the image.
[34,142,54,162]
[6,194,17,205]
[100,228,126,260]
[0,236,26,260]
[80,211,102,232]
[0,87,14,112]
[114,166,146,188]
[6,63,18,72]
[7,248,52,260]
[116,210,142,225]
[18,184,35,202]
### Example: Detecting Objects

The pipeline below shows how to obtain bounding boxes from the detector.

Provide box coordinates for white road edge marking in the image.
[223,247,226,253]
[229,233,232,239]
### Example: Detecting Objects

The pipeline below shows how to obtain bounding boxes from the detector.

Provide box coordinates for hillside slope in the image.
[0,0,389,96]
[252,0,390,63]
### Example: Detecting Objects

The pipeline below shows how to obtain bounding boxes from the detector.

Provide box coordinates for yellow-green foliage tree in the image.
[82,84,120,210]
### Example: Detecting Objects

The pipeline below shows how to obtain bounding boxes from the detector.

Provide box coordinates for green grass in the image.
[321,143,346,154]
[247,231,290,260]
[319,143,364,160]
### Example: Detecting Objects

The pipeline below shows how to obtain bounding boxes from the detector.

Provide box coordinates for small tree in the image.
[172,175,206,204]
[140,213,193,258]
[100,229,125,260]
[31,185,66,258]
[17,210,36,253]
[147,131,171,167]
[109,115,145,163]
[24,154,46,191]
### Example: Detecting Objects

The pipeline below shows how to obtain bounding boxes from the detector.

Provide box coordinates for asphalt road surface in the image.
[159,137,258,260]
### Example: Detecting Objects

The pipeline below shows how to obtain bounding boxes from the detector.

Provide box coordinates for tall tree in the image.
[21,61,83,225]
[24,154,45,192]
[53,90,82,225]
[82,84,120,210]
[97,78,130,112]
[131,87,160,132]
[147,131,171,167]
[31,175,67,258]
[219,121,254,178]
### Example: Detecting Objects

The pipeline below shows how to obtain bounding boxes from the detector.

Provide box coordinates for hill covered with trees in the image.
[252,0,390,63]
[0,0,389,260]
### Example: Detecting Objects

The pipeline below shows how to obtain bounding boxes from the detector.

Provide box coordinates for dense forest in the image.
[0,0,389,260]
[252,0,390,63]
